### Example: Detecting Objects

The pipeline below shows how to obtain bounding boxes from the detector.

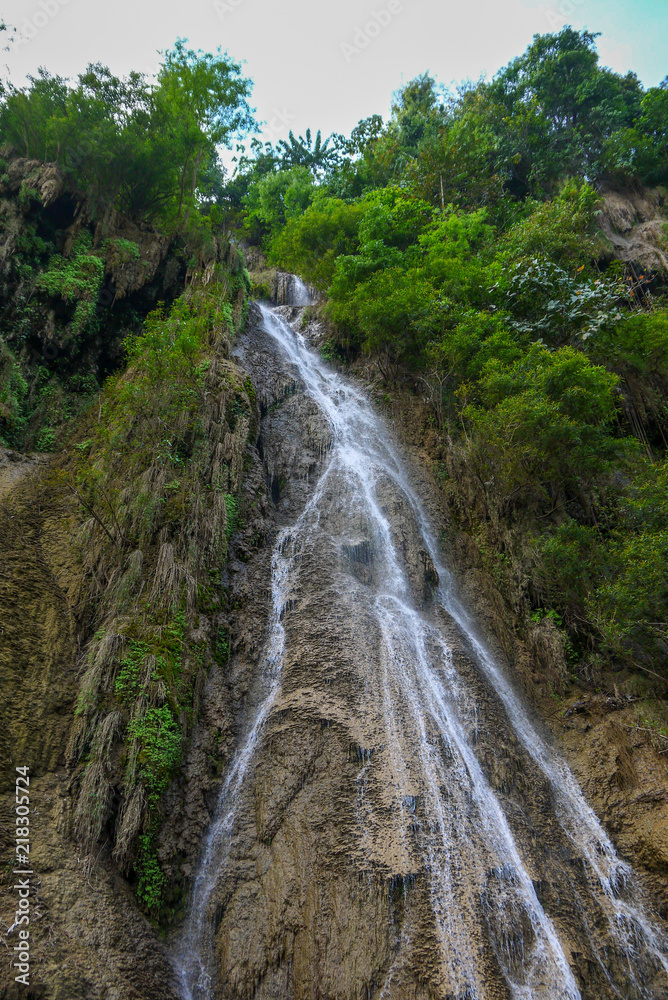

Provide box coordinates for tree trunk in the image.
[176,155,191,227]
[180,147,203,234]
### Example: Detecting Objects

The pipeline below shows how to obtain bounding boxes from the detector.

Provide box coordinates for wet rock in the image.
[173,304,668,1000]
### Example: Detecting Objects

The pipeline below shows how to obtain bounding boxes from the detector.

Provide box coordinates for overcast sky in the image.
[1,0,666,168]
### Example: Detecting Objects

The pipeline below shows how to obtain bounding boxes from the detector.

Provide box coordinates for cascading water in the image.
[290,275,312,306]
[172,294,668,1000]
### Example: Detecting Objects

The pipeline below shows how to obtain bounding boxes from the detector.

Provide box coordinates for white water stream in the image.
[173,295,668,1000]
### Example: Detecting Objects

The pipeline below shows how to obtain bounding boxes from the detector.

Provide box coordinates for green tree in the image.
[390,73,444,158]
[242,165,315,243]
[276,128,337,174]
[594,461,668,669]
[268,196,363,288]
[464,345,623,511]
[488,27,643,186]
[602,81,668,185]
[155,39,255,230]
[0,44,256,230]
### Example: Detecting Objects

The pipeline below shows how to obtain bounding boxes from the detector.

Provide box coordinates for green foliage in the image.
[276,128,337,173]
[327,194,496,358]
[73,265,249,560]
[215,626,230,665]
[0,45,256,229]
[114,640,148,701]
[105,237,140,265]
[18,184,40,209]
[155,39,256,231]
[35,233,104,337]
[500,181,603,271]
[407,87,511,210]
[35,426,57,452]
[464,345,623,509]
[537,521,605,625]
[488,27,643,189]
[589,310,668,377]
[601,84,668,185]
[128,705,181,802]
[500,257,624,346]
[421,310,523,424]
[0,342,28,443]
[135,832,167,915]
[593,461,668,665]
[113,294,231,419]
[242,165,315,243]
[268,197,363,289]
[224,493,239,538]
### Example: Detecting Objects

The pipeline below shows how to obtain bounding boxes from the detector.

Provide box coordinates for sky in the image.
[1,0,666,169]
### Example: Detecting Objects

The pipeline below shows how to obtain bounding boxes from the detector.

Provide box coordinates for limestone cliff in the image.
[0,263,258,997]
[2,293,668,1000]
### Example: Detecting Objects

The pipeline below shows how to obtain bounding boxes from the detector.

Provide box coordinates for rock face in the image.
[3,297,668,1000]
[598,186,668,276]
[0,280,257,998]
[170,305,668,1000]
[274,272,316,306]
[0,447,181,1000]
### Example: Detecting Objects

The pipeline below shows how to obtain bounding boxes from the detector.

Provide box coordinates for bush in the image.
[0,342,27,443]
[537,520,605,625]
[269,196,363,289]
[593,461,668,667]
[589,310,668,377]
[499,256,624,346]
[35,232,105,339]
[128,705,181,804]
[500,180,603,272]
[464,345,624,510]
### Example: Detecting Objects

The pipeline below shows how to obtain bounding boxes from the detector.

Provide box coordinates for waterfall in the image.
[172,297,668,1000]
[275,273,314,306]
[291,275,312,306]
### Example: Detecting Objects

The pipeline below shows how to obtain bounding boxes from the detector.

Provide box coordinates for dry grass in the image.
[73,710,124,849]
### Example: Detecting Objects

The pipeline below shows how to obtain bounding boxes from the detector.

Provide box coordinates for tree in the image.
[390,73,444,155]
[242,166,315,243]
[465,345,623,511]
[0,68,69,160]
[276,128,337,174]
[488,27,643,185]
[594,461,668,669]
[155,39,256,230]
[268,196,363,289]
[0,43,257,231]
[602,82,668,185]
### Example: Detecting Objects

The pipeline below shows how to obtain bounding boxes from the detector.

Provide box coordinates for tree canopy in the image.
[0,40,256,229]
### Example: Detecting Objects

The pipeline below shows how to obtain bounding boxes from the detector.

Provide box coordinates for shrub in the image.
[593,461,668,668]
[464,345,624,510]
